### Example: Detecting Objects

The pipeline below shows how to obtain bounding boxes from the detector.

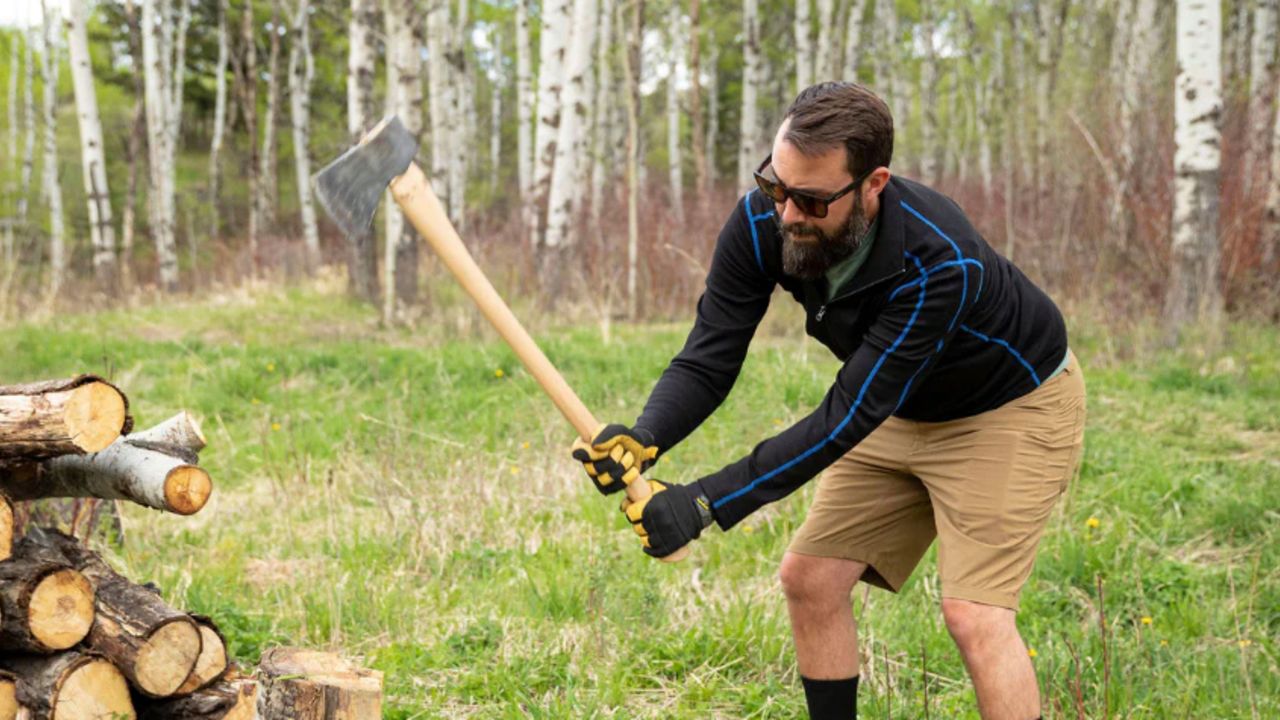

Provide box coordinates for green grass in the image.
[1,281,1276,718]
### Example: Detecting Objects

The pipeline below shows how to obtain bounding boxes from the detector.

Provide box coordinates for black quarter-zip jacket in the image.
[634,176,1069,530]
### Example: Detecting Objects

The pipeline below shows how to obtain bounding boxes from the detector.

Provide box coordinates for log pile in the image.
[0,376,381,719]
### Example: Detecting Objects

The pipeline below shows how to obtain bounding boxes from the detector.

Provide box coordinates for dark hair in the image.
[783,82,894,181]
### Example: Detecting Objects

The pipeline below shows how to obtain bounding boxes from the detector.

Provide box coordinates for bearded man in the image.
[573,82,1085,720]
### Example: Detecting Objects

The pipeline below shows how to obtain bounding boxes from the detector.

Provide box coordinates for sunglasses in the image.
[753,155,874,219]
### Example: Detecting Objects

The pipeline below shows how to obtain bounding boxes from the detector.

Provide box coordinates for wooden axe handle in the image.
[389,163,691,563]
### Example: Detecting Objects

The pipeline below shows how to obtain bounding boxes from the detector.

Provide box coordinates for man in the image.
[572,83,1085,720]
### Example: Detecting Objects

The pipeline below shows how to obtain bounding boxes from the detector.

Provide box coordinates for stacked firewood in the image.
[0,376,383,719]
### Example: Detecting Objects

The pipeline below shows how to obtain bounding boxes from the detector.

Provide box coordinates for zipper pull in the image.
[816,305,827,322]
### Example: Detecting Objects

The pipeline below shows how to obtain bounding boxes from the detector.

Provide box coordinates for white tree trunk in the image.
[141,0,187,291]
[794,0,811,91]
[543,0,598,280]
[739,0,761,191]
[447,0,469,233]
[919,1,938,184]
[878,0,905,130]
[532,0,573,250]
[67,0,118,289]
[843,0,868,79]
[1244,0,1278,195]
[1165,0,1224,335]
[1113,0,1157,247]
[426,0,451,213]
[490,33,502,193]
[289,0,319,272]
[705,45,719,187]
[814,0,835,81]
[589,0,616,226]
[976,24,994,202]
[667,4,684,222]
[516,0,533,225]
[384,0,424,320]
[4,38,17,266]
[40,1,65,299]
[622,0,643,316]
[348,0,377,139]
[259,0,283,230]
[1266,66,1280,266]
[18,30,35,235]
[209,0,229,229]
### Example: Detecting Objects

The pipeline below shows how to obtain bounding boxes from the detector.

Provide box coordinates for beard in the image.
[780,193,871,280]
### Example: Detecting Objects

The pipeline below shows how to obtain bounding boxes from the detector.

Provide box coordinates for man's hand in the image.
[621,480,715,558]
[571,424,659,495]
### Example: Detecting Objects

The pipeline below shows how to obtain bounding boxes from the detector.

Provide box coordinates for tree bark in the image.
[1165,0,1224,338]
[66,0,118,292]
[687,0,707,194]
[33,530,201,698]
[4,37,17,267]
[705,45,718,187]
[384,0,424,321]
[140,677,255,720]
[1266,61,1280,267]
[142,0,187,291]
[1113,0,1157,251]
[288,0,320,273]
[843,0,868,80]
[40,1,66,300]
[256,648,382,720]
[1244,0,1279,197]
[121,0,145,289]
[489,30,502,192]
[0,376,129,461]
[814,0,835,80]
[531,0,573,251]
[622,0,643,317]
[666,3,685,222]
[345,0,380,301]
[919,0,939,184]
[0,651,133,719]
[794,0,812,91]
[259,0,284,233]
[0,538,94,653]
[0,670,15,720]
[17,29,35,239]
[235,0,261,274]
[516,0,534,235]
[542,0,599,297]
[738,0,762,191]
[209,0,229,240]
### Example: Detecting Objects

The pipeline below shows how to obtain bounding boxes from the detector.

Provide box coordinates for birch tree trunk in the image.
[622,0,643,317]
[814,0,835,81]
[532,0,573,252]
[17,30,35,237]
[383,0,423,321]
[346,0,379,301]
[1165,0,1224,337]
[543,0,599,296]
[666,3,685,222]
[259,0,283,232]
[490,36,502,193]
[589,0,616,224]
[1244,0,1278,196]
[4,38,17,267]
[687,0,708,195]
[705,45,719,188]
[1000,16,1017,259]
[794,0,812,91]
[516,0,534,231]
[208,0,229,238]
[121,0,144,287]
[67,0,118,291]
[289,0,320,273]
[41,0,66,299]
[426,0,452,216]
[1266,70,1280,267]
[843,0,868,79]
[919,0,939,184]
[237,0,261,274]
[878,0,906,131]
[142,0,188,291]
[1113,0,1157,249]
[448,0,470,233]
[739,0,762,191]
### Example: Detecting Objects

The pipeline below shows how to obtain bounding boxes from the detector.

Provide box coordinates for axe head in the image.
[312,115,418,237]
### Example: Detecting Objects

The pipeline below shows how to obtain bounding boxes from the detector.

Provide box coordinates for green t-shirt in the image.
[824,215,879,302]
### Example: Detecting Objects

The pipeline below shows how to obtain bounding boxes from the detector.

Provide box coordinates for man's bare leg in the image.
[942,598,1040,720]
[779,552,867,678]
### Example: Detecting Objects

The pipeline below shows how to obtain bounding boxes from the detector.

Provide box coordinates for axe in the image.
[313,116,690,563]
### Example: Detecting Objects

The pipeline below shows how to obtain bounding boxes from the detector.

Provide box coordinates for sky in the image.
[0,0,70,29]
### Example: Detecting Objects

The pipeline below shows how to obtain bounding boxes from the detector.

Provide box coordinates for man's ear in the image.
[866,167,892,199]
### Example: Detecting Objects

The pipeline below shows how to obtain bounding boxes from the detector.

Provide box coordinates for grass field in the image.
[1,278,1276,718]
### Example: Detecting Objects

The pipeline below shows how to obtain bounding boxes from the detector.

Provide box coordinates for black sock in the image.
[800,675,858,720]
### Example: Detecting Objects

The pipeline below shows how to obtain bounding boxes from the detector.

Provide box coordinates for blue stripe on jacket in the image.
[712,250,929,511]
[743,190,775,275]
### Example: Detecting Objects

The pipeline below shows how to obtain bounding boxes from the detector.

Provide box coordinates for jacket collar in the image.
[800,176,906,303]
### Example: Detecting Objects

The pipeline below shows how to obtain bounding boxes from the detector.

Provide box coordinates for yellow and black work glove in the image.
[570,424,659,496]
[621,480,715,558]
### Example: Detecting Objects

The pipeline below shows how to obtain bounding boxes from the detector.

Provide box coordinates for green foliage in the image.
[0,287,1275,716]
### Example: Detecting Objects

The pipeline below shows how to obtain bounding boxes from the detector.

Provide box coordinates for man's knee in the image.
[942,598,1015,651]
[779,552,866,608]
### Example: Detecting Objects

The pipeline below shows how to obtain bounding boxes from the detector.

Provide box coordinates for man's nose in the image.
[780,198,810,225]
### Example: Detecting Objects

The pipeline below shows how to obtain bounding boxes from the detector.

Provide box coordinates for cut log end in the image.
[29,568,95,651]
[176,621,229,695]
[63,381,128,454]
[258,648,383,719]
[0,495,12,561]
[0,672,16,720]
[135,618,203,697]
[53,658,134,720]
[164,466,212,516]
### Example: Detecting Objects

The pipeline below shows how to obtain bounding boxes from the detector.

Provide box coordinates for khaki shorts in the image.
[789,351,1086,610]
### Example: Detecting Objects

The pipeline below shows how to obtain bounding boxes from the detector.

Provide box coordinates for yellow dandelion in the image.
[271,422,281,431]
[1141,616,1153,626]
[1238,639,1252,648]
[773,418,783,426]
[266,362,276,372]
[521,441,531,450]
[742,524,755,534]
[1086,516,1101,529]
[494,368,505,378]
[1160,639,1169,647]
[509,466,519,476]
[1028,648,1037,658]
[251,397,261,405]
